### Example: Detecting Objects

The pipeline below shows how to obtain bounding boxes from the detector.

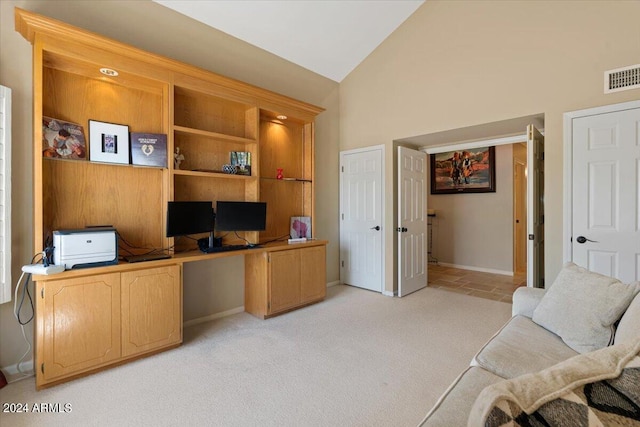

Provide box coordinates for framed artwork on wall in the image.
[430,146,496,194]
[89,120,129,165]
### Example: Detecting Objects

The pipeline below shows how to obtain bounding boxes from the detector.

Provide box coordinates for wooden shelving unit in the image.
[16,7,326,390]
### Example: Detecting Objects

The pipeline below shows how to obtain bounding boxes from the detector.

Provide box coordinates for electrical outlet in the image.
[22,264,65,275]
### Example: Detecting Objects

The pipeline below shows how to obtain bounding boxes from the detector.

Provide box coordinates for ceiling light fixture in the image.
[99,67,119,77]
[276,115,287,120]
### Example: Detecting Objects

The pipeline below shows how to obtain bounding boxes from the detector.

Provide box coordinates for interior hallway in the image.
[428,264,526,303]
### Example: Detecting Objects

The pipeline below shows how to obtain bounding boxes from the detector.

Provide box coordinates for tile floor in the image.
[428,263,526,303]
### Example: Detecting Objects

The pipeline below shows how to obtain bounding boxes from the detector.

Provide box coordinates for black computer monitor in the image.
[215,201,267,232]
[166,201,214,237]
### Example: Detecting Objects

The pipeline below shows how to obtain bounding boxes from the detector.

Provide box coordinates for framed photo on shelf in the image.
[89,120,129,164]
[430,146,496,194]
[290,216,311,238]
[230,151,251,175]
[130,132,167,167]
[42,116,87,160]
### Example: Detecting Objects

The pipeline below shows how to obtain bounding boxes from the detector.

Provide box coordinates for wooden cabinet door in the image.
[268,250,301,314]
[121,265,182,357]
[41,273,121,381]
[300,246,326,304]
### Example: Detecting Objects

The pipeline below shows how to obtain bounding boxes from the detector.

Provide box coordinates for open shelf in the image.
[174,86,258,140]
[174,125,256,145]
[173,169,258,180]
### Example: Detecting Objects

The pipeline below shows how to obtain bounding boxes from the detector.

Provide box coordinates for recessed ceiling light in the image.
[276,115,287,120]
[99,68,119,77]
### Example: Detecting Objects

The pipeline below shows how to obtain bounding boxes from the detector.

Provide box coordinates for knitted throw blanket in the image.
[468,340,640,426]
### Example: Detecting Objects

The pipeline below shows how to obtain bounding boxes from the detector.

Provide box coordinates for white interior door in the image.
[340,146,383,292]
[397,146,427,297]
[571,107,640,283]
[527,125,545,288]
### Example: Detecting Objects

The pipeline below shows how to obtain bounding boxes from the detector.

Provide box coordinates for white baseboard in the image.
[2,359,34,383]
[183,306,245,328]
[327,280,341,288]
[437,262,513,276]
[382,290,395,297]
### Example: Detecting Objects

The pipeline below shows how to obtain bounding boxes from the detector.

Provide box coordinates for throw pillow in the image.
[532,262,640,353]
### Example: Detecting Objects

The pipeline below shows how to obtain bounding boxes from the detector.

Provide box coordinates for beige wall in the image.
[340,0,640,294]
[0,0,340,371]
[428,144,514,273]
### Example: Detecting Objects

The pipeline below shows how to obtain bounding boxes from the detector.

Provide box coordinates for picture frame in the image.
[89,120,130,164]
[42,116,87,160]
[230,151,251,175]
[430,146,496,194]
[290,216,312,238]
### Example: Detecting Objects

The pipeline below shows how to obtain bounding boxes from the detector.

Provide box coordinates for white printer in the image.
[53,227,118,269]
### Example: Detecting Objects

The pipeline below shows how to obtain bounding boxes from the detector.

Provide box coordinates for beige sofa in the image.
[420,263,640,426]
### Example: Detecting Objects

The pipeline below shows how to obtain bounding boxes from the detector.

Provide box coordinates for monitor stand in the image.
[198,231,222,252]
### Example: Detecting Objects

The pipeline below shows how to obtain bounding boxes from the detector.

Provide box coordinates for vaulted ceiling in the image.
[153,0,425,82]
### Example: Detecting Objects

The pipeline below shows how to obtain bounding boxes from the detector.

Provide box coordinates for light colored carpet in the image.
[0,285,512,427]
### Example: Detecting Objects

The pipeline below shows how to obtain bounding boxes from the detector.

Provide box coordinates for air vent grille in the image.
[605,64,640,93]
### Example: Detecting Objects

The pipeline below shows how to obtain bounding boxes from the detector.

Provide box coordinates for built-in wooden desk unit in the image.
[16,8,326,389]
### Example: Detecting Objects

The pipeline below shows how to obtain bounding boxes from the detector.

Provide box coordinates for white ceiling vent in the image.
[604,64,640,93]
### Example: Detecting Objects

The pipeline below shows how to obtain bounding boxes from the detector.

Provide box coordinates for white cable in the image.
[13,271,33,377]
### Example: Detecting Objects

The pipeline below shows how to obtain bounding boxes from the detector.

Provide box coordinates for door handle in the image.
[370,226,381,231]
[576,236,598,244]
[396,227,408,232]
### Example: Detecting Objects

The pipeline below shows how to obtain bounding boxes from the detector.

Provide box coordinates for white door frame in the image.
[562,100,640,263]
[339,144,386,292]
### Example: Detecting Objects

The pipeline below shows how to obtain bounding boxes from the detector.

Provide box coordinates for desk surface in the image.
[33,239,328,281]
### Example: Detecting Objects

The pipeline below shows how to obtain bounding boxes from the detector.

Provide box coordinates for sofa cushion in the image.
[419,367,503,427]
[532,262,640,353]
[472,315,578,379]
[615,291,640,345]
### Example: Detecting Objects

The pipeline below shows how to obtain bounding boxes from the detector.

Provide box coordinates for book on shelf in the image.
[130,133,167,167]
[42,116,87,160]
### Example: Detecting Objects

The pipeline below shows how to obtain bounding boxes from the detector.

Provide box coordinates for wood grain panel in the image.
[121,265,182,357]
[174,86,256,138]
[43,67,163,134]
[260,120,303,179]
[244,252,268,318]
[42,160,164,247]
[269,250,301,314]
[41,273,121,380]
[300,246,326,303]
[43,51,166,96]
[174,132,255,173]
[260,180,304,241]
